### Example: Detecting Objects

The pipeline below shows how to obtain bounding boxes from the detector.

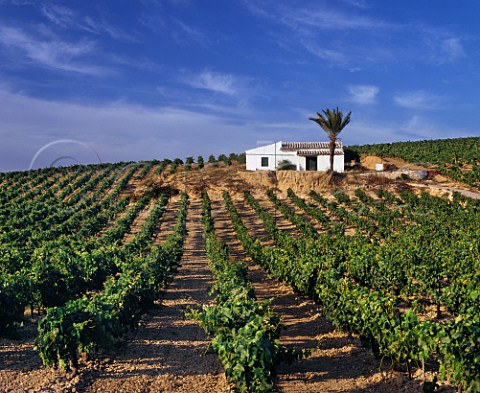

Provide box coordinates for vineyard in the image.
[1,140,480,392]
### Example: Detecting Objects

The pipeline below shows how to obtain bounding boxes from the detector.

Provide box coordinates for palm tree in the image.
[309,107,351,172]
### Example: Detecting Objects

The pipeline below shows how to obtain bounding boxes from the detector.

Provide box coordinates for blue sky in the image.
[1,0,479,171]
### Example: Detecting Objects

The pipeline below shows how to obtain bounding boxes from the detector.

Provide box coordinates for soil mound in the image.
[360,155,430,171]
[143,164,335,199]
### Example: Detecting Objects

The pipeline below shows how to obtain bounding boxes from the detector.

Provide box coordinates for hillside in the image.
[1,144,480,392]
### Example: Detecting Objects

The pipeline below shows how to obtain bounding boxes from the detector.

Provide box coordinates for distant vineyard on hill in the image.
[347,136,480,188]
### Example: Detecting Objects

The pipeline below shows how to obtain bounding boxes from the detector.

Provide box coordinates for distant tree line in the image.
[163,153,246,173]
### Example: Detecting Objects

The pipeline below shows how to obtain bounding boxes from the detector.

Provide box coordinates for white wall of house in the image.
[245,142,297,171]
[318,155,344,172]
[297,156,306,171]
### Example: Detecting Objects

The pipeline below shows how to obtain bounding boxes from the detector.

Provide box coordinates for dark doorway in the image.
[306,156,317,171]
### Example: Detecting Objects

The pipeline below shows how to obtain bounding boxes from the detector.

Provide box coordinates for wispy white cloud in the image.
[138,2,210,47]
[300,41,351,68]
[84,17,138,42]
[40,3,74,27]
[170,18,209,46]
[400,115,471,140]
[280,7,394,32]
[0,26,107,75]
[403,115,436,137]
[40,3,138,42]
[186,71,241,96]
[243,0,387,31]
[0,0,35,5]
[436,37,466,64]
[348,85,379,105]
[340,0,370,8]
[416,23,467,65]
[393,90,445,110]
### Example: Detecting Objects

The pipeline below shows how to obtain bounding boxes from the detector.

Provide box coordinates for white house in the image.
[245,141,344,172]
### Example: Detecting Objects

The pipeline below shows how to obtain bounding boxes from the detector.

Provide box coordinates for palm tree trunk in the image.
[329,138,335,172]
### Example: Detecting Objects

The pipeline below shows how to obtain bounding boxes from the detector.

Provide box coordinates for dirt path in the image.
[280,196,329,235]
[122,197,158,243]
[156,196,180,242]
[257,194,302,238]
[81,200,232,393]
[232,198,273,247]
[411,182,480,200]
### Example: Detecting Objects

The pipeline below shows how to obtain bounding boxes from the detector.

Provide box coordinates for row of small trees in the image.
[168,153,246,168]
